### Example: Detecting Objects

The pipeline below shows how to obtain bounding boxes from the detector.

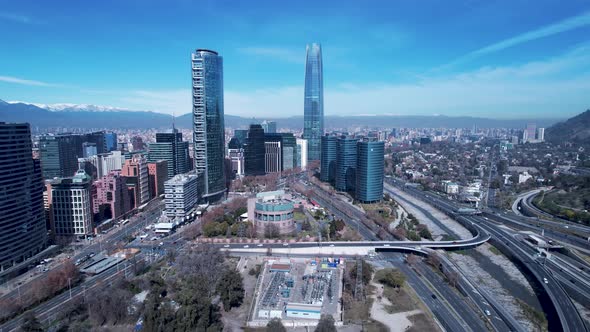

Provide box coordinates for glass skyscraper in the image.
[191,49,226,201]
[244,124,265,176]
[356,140,385,203]
[320,134,337,183]
[335,136,358,192]
[303,43,324,161]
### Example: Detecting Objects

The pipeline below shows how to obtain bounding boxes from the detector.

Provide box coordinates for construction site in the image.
[249,258,344,326]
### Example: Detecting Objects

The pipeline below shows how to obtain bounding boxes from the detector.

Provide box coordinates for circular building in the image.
[248,190,295,236]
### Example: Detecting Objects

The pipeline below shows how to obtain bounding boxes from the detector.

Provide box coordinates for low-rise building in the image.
[50,170,94,238]
[248,190,295,236]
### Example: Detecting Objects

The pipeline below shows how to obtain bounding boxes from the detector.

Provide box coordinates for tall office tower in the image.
[39,134,81,179]
[148,160,168,198]
[265,141,282,173]
[0,123,47,276]
[50,170,94,237]
[356,140,385,203]
[525,123,536,143]
[149,129,190,178]
[121,155,150,208]
[104,132,118,152]
[164,173,200,221]
[84,132,107,154]
[93,170,131,221]
[265,133,297,172]
[228,137,245,176]
[261,120,277,133]
[191,49,226,201]
[303,43,324,161]
[537,128,545,142]
[296,138,308,170]
[234,129,249,145]
[320,134,338,182]
[83,142,97,157]
[244,124,266,176]
[335,136,358,192]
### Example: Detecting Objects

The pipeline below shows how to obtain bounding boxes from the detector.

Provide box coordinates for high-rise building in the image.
[84,132,107,154]
[191,49,226,201]
[121,155,150,208]
[149,129,190,178]
[228,137,245,176]
[104,132,118,152]
[93,170,131,221]
[0,123,47,275]
[356,140,385,203]
[335,136,358,192]
[264,133,297,172]
[148,160,168,198]
[78,150,125,180]
[50,170,94,237]
[265,141,282,173]
[261,120,277,134]
[296,138,308,170]
[83,142,97,158]
[234,129,249,145]
[39,134,81,179]
[320,134,338,183]
[164,173,200,221]
[537,128,545,142]
[303,43,324,161]
[244,124,266,176]
[524,123,536,143]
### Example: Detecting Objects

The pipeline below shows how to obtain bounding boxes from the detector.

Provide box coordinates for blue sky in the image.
[1,0,589,119]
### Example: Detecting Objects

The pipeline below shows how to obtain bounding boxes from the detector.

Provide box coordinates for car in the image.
[543,277,549,284]
[431,294,437,299]
[383,244,391,247]
[42,268,48,272]
[150,237,158,241]
[282,243,289,246]
[159,242,164,246]
[329,244,335,247]
[257,244,263,247]
[243,245,250,248]
[88,252,95,258]
[485,310,491,316]
[223,244,230,248]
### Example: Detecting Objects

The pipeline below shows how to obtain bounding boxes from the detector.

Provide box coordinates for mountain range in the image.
[546,109,590,144]
[0,99,564,131]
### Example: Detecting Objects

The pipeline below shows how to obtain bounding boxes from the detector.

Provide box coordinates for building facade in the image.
[164,173,200,220]
[244,124,266,176]
[247,190,295,236]
[149,129,190,178]
[320,134,338,183]
[355,140,384,203]
[93,170,131,221]
[0,123,47,273]
[121,155,150,208]
[303,43,324,161]
[261,120,277,133]
[228,137,245,176]
[296,138,308,170]
[148,160,168,198]
[39,134,81,179]
[50,170,94,237]
[104,132,118,152]
[335,136,358,191]
[265,141,282,173]
[191,49,226,201]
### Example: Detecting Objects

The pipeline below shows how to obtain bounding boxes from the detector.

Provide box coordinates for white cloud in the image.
[237,47,304,64]
[446,11,590,67]
[0,12,39,24]
[118,89,191,115]
[0,75,57,87]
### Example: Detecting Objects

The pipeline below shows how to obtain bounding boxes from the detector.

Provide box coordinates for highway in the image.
[387,178,588,332]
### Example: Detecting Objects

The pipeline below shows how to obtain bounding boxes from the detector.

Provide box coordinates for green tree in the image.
[174,275,222,331]
[266,318,287,332]
[216,269,245,311]
[19,311,43,332]
[314,314,337,332]
[377,268,406,289]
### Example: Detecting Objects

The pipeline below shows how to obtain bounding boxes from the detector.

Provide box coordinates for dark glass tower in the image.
[191,49,226,200]
[356,140,385,203]
[303,43,324,161]
[244,124,265,176]
[0,123,47,276]
[320,134,337,183]
[149,129,190,178]
[335,136,358,192]
[39,134,82,179]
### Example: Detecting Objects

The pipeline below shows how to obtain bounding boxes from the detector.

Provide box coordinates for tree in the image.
[426,253,441,269]
[266,318,287,332]
[19,311,43,332]
[377,268,406,289]
[405,253,419,266]
[216,268,245,311]
[315,314,337,332]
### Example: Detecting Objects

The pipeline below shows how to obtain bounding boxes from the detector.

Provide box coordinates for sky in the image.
[0,0,589,119]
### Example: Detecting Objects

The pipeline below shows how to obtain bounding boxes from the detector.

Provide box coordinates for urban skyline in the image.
[1,1,589,119]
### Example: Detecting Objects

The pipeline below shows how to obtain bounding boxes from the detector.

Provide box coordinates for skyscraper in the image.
[296,138,308,170]
[228,137,245,176]
[104,132,118,152]
[191,49,226,201]
[261,120,277,133]
[149,129,190,178]
[39,134,81,179]
[244,124,266,176]
[335,136,358,192]
[0,123,47,276]
[303,43,324,161]
[320,134,338,183]
[524,123,536,143]
[356,140,385,203]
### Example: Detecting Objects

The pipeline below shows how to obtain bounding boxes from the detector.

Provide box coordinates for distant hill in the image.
[1,99,564,131]
[546,110,590,144]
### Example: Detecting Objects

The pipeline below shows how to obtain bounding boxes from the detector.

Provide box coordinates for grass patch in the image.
[381,284,418,314]
[363,320,390,332]
[489,246,502,255]
[406,312,441,332]
[516,298,548,332]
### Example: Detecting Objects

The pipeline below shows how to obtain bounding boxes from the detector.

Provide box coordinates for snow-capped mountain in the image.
[7,101,131,112]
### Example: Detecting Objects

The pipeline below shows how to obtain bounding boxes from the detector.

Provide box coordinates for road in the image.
[388,177,588,332]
